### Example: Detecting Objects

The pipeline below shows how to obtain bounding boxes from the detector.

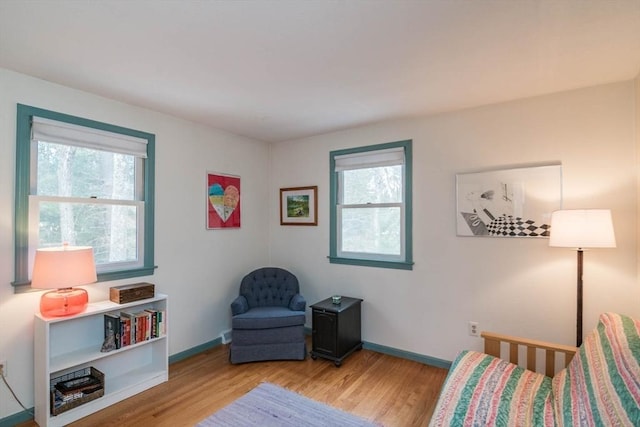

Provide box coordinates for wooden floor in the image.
[21,340,449,427]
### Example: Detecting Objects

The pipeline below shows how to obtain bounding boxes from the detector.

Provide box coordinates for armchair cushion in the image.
[232,306,305,330]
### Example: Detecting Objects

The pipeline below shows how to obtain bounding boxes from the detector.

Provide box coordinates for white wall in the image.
[270,80,639,362]
[0,68,271,419]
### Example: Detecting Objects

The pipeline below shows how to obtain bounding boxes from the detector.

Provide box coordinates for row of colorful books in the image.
[104,308,166,350]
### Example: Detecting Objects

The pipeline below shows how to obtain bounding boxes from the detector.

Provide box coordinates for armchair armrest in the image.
[231,295,249,316]
[481,331,578,377]
[289,294,306,312]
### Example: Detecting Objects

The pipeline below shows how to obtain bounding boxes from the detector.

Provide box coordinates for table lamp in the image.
[31,245,97,317]
[549,209,616,346]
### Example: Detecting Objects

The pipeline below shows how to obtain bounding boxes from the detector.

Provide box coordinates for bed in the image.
[430,312,640,426]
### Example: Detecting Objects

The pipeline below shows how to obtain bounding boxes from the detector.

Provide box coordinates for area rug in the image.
[197,382,379,426]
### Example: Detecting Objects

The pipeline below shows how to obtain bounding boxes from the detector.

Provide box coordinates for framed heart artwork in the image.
[207,172,241,229]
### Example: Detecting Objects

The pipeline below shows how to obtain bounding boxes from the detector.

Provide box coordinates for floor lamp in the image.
[549,209,616,346]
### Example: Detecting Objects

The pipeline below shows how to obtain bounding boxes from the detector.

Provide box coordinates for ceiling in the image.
[1,1,639,143]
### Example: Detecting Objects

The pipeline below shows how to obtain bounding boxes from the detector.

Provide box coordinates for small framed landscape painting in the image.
[280,186,318,226]
[207,172,241,229]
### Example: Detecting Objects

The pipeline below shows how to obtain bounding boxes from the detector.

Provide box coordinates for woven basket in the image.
[50,366,104,416]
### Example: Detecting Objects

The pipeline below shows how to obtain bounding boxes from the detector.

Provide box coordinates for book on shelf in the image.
[104,313,121,349]
[132,310,151,342]
[120,311,135,345]
[103,308,165,350]
[144,309,157,339]
[145,309,165,338]
[119,314,131,347]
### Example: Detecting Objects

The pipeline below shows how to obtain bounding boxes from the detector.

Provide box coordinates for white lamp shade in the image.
[549,209,616,249]
[31,246,97,289]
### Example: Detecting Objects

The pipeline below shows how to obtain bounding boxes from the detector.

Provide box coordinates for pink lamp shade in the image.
[31,245,97,317]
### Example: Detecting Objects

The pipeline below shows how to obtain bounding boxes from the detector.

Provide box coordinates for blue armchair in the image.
[229,267,307,364]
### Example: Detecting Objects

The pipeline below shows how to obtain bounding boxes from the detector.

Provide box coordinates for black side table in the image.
[310,296,363,366]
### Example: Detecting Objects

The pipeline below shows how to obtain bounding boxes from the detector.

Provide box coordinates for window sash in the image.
[337,165,404,205]
[32,140,144,201]
[28,196,145,278]
[336,203,405,261]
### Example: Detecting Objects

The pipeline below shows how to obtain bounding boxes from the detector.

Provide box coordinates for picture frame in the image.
[456,164,562,237]
[280,186,318,226]
[207,172,241,229]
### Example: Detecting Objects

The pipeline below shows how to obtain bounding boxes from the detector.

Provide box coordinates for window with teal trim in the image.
[329,140,413,270]
[13,104,155,290]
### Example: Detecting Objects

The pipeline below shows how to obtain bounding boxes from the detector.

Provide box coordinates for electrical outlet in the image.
[468,321,479,337]
[0,360,6,377]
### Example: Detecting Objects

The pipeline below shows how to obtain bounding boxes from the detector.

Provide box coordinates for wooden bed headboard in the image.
[481,331,578,377]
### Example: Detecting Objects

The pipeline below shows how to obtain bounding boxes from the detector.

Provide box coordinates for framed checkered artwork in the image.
[456,164,562,237]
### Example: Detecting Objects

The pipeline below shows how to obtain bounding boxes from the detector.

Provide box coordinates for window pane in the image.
[341,207,401,255]
[39,201,138,265]
[37,141,135,200]
[342,165,402,204]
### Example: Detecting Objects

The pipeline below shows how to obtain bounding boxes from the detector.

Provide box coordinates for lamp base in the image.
[40,288,88,317]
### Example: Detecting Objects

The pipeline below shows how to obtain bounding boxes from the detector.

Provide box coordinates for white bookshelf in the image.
[34,294,168,427]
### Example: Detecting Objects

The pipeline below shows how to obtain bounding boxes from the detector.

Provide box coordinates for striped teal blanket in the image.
[430,313,640,426]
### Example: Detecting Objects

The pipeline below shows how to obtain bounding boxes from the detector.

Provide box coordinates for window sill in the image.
[327,256,413,270]
[12,266,157,294]
[97,266,157,282]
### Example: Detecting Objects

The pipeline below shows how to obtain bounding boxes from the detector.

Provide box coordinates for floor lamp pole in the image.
[576,249,584,347]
